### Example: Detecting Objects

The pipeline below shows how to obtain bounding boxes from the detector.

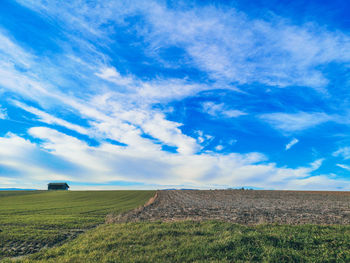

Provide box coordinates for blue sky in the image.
[0,0,350,190]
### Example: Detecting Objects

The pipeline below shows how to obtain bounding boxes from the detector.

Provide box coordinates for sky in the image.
[0,0,350,190]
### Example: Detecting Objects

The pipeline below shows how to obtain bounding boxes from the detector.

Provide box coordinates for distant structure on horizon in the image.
[48,182,69,191]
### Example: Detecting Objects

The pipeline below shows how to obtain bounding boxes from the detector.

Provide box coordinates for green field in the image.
[12,221,350,263]
[2,191,350,262]
[0,190,155,259]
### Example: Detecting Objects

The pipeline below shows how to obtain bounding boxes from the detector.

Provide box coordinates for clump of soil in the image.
[108,190,350,225]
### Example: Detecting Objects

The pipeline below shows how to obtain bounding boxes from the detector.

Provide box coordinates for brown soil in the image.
[108,190,350,225]
[1,230,84,261]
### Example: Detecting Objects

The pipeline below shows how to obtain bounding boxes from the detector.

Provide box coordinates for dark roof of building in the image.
[48,182,69,187]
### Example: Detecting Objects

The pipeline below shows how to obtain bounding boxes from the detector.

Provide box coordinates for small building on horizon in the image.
[48,182,69,191]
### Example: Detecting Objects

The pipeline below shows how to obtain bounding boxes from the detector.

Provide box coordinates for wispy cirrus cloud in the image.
[95,67,133,86]
[0,29,34,68]
[0,29,202,154]
[12,100,89,135]
[0,106,7,120]
[138,4,350,91]
[260,112,334,132]
[285,138,299,150]
[15,0,350,91]
[333,147,350,160]
[202,102,246,118]
[336,163,350,171]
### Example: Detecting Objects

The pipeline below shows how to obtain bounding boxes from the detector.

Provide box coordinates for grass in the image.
[2,191,350,262]
[0,190,155,259]
[11,221,350,263]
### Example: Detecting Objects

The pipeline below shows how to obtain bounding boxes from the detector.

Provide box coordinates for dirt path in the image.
[108,190,350,224]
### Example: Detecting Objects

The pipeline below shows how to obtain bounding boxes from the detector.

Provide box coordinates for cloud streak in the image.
[139,3,350,90]
[285,138,299,150]
[0,106,7,120]
[260,112,333,132]
[202,102,246,118]
[333,147,350,160]
[15,1,350,90]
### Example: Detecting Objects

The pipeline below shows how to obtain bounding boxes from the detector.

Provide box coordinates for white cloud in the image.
[0,127,332,190]
[94,68,210,104]
[195,130,214,146]
[12,100,88,135]
[203,102,246,118]
[0,132,72,189]
[285,138,299,150]
[215,145,223,151]
[285,175,350,190]
[72,97,200,155]
[139,4,350,91]
[333,147,350,160]
[0,31,203,156]
[336,163,350,170]
[260,112,333,132]
[139,112,199,155]
[95,67,133,86]
[0,30,34,68]
[14,1,350,91]
[0,106,7,119]
[28,127,110,173]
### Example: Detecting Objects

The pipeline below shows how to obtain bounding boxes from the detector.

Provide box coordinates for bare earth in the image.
[108,190,350,224]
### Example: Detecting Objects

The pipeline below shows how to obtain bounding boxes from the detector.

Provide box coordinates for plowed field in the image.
[110,190,350,224]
